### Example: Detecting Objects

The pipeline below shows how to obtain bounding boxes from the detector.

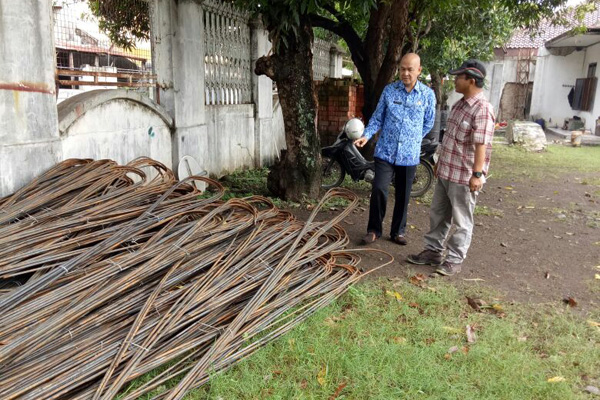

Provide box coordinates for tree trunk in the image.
[255,18,321,201]
[430,71,443,105]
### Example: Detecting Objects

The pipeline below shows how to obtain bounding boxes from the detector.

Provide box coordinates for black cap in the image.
[449,59,486,79]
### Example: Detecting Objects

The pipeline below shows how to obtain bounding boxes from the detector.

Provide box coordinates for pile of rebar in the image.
[0,158,382,399]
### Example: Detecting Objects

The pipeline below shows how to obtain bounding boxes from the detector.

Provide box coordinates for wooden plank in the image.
[57,80,155,88]
[56,69,155,80]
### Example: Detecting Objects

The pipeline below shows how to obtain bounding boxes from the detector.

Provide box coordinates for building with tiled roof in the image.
[505,9,600,49]
[469,8,600,123]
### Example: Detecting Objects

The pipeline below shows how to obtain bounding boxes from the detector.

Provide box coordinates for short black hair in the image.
[463,74,484,88]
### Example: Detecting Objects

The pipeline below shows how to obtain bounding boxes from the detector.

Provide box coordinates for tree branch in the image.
[255,55,276,80]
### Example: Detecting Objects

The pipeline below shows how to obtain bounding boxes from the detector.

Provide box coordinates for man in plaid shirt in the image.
[407,59,495,276]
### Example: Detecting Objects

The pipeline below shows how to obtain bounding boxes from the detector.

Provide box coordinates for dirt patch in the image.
[294,171,600,314]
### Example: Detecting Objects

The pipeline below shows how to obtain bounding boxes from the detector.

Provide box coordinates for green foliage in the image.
[418,0,514,78]
[88,0,149,49]
[240,0,375,50]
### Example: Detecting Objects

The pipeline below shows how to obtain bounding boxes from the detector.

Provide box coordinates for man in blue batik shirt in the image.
[355,53,436,245]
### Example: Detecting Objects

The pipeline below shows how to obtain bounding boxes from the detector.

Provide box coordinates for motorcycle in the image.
[321,118,437,197]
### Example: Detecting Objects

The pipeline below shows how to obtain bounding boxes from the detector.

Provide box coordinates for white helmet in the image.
[344,118,365,140]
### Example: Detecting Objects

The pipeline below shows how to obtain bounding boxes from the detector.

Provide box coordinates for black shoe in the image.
[406,250,443,266]
[435,261,462,276]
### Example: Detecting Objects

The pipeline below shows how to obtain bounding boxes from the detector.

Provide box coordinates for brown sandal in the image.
[391,234,408,245]
[361,232,377,245]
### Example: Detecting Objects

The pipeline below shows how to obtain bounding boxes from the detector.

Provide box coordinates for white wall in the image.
[61,100,172,168]
[205,105,256,176]
[57,90,174,182]
[530,47,587,128]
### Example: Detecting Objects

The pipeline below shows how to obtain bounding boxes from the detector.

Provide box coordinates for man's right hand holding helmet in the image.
[354,137,368,148]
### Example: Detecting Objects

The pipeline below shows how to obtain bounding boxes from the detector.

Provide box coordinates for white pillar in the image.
[150,0,208,175]
[250,18,274,167]
[0,0,62,196]
[329,46,343,79]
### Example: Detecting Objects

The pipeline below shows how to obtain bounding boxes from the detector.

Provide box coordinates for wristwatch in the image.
[472,171,483,178]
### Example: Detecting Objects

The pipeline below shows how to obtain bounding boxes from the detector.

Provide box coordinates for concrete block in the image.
[506,120,547,151]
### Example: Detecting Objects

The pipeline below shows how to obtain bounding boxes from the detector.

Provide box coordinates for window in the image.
[588,62,597,78]
[572,77,597,111]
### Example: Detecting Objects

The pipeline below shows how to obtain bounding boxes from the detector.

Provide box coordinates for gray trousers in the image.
[424,178,477,264]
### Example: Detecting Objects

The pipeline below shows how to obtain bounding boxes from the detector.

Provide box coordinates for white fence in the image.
[203,0,253,105]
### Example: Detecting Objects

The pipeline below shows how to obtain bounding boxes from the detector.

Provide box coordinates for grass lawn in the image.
[490,143,600,182]
[124,280,600,400]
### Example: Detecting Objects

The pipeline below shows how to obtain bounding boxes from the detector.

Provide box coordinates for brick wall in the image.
[316,78,364,146]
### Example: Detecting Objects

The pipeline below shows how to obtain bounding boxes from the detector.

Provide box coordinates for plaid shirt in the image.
[436,92,495,185]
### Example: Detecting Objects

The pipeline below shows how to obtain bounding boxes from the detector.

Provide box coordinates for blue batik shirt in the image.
[363,80,436,166]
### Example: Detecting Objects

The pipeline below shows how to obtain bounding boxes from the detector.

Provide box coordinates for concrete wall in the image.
[205,105,255,175]
[530,46,588,129]
[58,90,173,169]
[0,0,62,196]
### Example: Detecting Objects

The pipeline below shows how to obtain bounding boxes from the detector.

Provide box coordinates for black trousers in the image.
[367,158,417,238]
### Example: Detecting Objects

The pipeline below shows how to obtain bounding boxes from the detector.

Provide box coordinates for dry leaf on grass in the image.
[563,296,577,307]
[329,382,348,400]
[409,274,427,287]
[547,376,566,383]
[392,336,407,344]
[300,379,308,389]
[317,365,328,386]
[492,304,504,312]
[386,290,403,301]
[587,320,600,327]
[448,346,459,354]
[324,315,345,326]
[466,297,484,311]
